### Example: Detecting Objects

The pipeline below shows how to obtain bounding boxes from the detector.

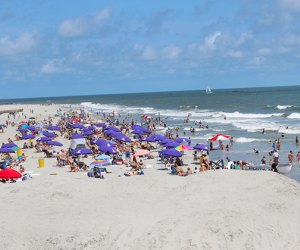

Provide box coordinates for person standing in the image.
[288,150,294,163]
[296,136,299,146]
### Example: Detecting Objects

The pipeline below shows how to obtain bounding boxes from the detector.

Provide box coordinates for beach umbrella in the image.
[104,126,120,132]
[17,128,28,133]
[27,126,36,131]
[19,120,27,124]
[71,123,84,129]
[46,141,63,147]
[0,148,15,153]
[132,124,143,130]
[83,130,94,136]
[96,154,111,160]
[95,123,106,127]
[114,134,131,143]
[193,144,209,151]
[159,138,172,145]
[175,138,191,143]
[83,125,95,130]
[98,143,118,154]
[134,149,150,157]
[140,136,156,142]
[208,134,231,141]
[22,134,35,140]
[160,149,182,157]
[37,137,52,142]
[2,143,18,148]
[0,169,22,179]
[89,160,110,167]
[132,129,145,135]
[47,126,61,131]
[103,129,116,136]
[153,135,167,141]
[72,148,92,155]
[165,141,181,149]
[43,131,57,138]
[70,134,84,139]
[175,145,192,151]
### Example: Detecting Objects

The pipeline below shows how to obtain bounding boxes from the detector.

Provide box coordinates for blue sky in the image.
[1,0,300,98]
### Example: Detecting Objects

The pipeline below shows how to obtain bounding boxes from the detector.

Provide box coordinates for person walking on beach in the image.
[297,151,300,163]
[288,150,294,163]
[296,136,299,146]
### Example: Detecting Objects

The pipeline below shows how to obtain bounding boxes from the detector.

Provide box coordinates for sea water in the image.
[3,85,300,182]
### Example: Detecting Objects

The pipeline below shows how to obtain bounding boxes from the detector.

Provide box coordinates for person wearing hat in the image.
[200,151,210,171]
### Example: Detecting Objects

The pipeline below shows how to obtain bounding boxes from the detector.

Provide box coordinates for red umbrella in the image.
[208,134,231,141]
[0,169,22,179]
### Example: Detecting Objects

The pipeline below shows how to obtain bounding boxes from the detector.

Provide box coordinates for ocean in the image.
[2,85,300,182]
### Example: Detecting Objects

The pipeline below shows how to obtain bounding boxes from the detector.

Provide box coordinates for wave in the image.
[288,113,300,119]
[235,137,267,143]
[276,105,292,110]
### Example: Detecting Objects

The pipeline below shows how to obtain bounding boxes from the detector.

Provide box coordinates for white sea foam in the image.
[235,137,267,143]
[288,113,300,119]
[276,105,292,110]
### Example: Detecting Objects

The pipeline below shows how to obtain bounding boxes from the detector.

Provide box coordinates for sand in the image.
[0,104,300,250]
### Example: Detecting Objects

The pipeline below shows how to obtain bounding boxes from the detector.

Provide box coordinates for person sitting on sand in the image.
[70,162,79,172]
[19,165,25,173]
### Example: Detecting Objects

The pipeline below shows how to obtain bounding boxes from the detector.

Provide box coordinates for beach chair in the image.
[210,160,224,170]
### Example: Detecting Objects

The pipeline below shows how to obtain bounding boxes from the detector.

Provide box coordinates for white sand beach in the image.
[0,104,300,250]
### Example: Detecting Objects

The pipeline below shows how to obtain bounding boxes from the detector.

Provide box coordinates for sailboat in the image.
[206,86,213,94]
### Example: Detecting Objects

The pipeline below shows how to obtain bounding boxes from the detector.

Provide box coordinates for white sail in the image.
[206,86,212,94]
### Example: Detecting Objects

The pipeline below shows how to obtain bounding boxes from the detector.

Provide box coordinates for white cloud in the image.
[278,0,300,11]
[141,46,157,60]
[59,8,111,38]
[257,48,272,56]
[234,33,251,47]
[41,60,70,74]
[201,31,222,51]
[227,50,243,58]
[247,57,265,66]
[162,45,181,60]
[0,32,36,56]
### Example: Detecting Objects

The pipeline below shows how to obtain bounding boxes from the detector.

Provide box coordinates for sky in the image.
[0,0,300,98]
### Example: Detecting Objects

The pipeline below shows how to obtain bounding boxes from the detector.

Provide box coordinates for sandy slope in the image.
[0,104,300,250]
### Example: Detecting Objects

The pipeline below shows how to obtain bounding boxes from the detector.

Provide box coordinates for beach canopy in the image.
[193,144,209,151]
[160,149,182,157]
[165,141,181,149]
[98,144,118,154]
[0,148,15,153]
[208,134,231,141]
[47,126,60,131]
[175,145,192,151]
[22,134,35,140]
[70,134,84,139]
[175,138,191,143]
[37,137,52,142]
[71,123,84,129]
[46,141,63,147]
[0,169,22,179]
[2,143,18,148]
[95,123,106,127]
[96,154,111,160]
[134,149,150,157]
[43,131,57,138]
[72,148,92,155]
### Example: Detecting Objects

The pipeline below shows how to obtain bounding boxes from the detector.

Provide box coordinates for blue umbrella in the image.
[37,137,52,142]
[71,123,84,129]
[140,136,156,142]
[94,139,115,147]
[83,131,94,136]
[165,141,181,149]
[153,135,167,141]
[47,126,61,131]
[0,148,15,153]
[46,141,63,146]
[98,144,118,154]
[175,138,191,143]
[159,138,172,145]
[103,130,116,136]
[115,134,131,143]
[160,149,182,157]
[2,143,18,148]
[27,126,36,131]
[96,154,111,160]
[43,131,57,138]
[132,129,145,135]
[70,134,85,139]
[95,123,106,127]
[72,148,93,155]
[193,144,209,151]
[17,128,28,133]
[22,134,35,140]
[104,126,121,132]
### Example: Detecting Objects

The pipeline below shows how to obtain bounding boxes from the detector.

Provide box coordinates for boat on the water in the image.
[206,86,213,94]
[276,163,292,174]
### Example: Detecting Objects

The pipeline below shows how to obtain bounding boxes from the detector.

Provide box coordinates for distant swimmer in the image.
[262,128,265,134]
[253,148,259,154]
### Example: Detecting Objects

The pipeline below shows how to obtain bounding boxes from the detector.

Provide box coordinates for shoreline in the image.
[0,103,300,249]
